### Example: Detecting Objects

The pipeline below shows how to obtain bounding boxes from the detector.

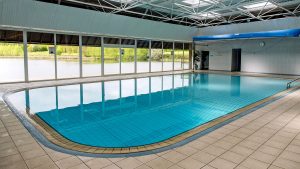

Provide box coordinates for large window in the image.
[27,32,55,81]
[104,38,120,75]
[137,40,149,73]
[184,43,191,69]
[163,42,173,71]
[0,30,24,83]
[151,41,162,72]
[56,34,79,79]
[121,38,135,74]
[82,36,102,77]
[174,43,184,70]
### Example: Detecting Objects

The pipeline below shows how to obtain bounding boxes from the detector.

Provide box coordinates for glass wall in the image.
[82,36,102,77]
[137,40,149,73]
[184,43,190,69]
[163,42,173,71]
[104,38,120,75]
[0,30,24,83]
[174,43,184,70]
[151,41,162,72]
[56,34,80,79]
[0,29,192,84]
[27,32,55,81]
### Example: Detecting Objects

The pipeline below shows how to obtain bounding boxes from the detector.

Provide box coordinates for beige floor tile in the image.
[145,157,173,169]
[77,156,95,162]
[0,154,24,167]
[161,150,187,163]
[272,158,300,169]
[202,145,226,156]
[209,158,237,169]
[0,147,19,158]
[21,148,46,160]
[279,150,300,163]
[201,165,216,169]
[68,163,90,169]
[177,157,205,169]
[168,165,184,169]
[175,145,198,156]
[134,154,158,163]
[17,142,43,153]
[238,140,261,150]
[84,158,112,169]
[108,157,125,163]
[25,155,54,169]
[220,135,242,145]
[267,165,284,169]
[250,151,276,164]
[213,140,235,150]
[258,145,282,156]
[188,140,209,150]
[285,144,300,154]
[134,164,152,169]
[0,141,15,151]
[220,151,246,164]
[102,164,121,169]
[116,157,143,169]
[191,151,217,164]
[230,145,254,156]
[240,158,269,169]
[0,160,28,169]
[197,136,218,144]
[33,163,59,169]
[48,151,72,162]
[55,156,83,169]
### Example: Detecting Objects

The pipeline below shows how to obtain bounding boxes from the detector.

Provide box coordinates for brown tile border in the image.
[2,72,300,155]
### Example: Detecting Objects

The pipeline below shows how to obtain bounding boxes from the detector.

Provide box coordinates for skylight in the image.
[243,1,276,9]
[182,0,213,7]
[109,0,135,3]
[190,12,220,19]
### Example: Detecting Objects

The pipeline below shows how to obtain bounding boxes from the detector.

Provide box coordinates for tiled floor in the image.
[1,71,300,169]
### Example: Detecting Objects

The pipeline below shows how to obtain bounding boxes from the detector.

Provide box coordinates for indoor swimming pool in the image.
[5,73,290,150]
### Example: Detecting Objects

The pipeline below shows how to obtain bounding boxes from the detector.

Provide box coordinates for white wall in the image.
[0,0,197,41]
[195,17,300,75]
[196,38,300,75]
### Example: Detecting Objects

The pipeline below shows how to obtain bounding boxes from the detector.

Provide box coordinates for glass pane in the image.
[56,34,79,79]
[184,49,190,69]
[104,47,120,75]
[174,43,184,70]
[151,41,162,72]
[121,48,134,74]
[0,43,24,83]
[27,32,55,81]
[82,46,101,77]
[163,42,173,71]
[137,40,149,73]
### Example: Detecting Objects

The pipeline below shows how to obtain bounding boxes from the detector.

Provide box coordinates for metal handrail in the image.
[287,78,300,89]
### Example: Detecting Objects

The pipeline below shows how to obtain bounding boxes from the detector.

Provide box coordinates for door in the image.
[200,51,209,70]
[232,49,241,72]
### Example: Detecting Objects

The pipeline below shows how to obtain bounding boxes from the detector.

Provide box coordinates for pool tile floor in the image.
[1,71,300,169]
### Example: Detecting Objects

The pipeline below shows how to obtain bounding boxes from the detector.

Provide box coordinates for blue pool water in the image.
[8,73,289,147]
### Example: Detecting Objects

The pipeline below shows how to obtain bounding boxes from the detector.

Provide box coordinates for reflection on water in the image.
[8,73,288,147]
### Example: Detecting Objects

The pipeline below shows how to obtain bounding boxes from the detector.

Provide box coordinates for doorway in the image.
[232,49,241,72]
[200,51,209,70]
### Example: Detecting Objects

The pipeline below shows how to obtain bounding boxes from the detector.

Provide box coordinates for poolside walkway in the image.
[1,71,300,169]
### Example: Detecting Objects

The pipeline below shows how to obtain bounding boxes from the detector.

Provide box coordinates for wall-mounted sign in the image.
[49,47,55,54]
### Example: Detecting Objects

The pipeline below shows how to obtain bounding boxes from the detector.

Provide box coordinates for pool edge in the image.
[2,74,299,157]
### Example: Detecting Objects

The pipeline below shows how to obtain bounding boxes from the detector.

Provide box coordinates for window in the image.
[137,40,150,73]
[56,34,80,79]
[121,38,135,74]
[104,37,120,75]
[184,43,191,69]
[27,32,55,81]
[0,30,24,83]
[174,43,184,70]
[82,36,102,77]
[163,41,173,71]
[151,41,163,72]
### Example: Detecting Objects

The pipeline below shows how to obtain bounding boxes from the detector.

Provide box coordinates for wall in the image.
[0,0,197,41]
[195,37,300,75]
[195,17,300,75]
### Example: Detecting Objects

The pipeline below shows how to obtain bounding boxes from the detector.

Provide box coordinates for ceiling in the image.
[37,0,300,27]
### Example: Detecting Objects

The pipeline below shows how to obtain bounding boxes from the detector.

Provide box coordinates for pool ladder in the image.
[287,77,300,89]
